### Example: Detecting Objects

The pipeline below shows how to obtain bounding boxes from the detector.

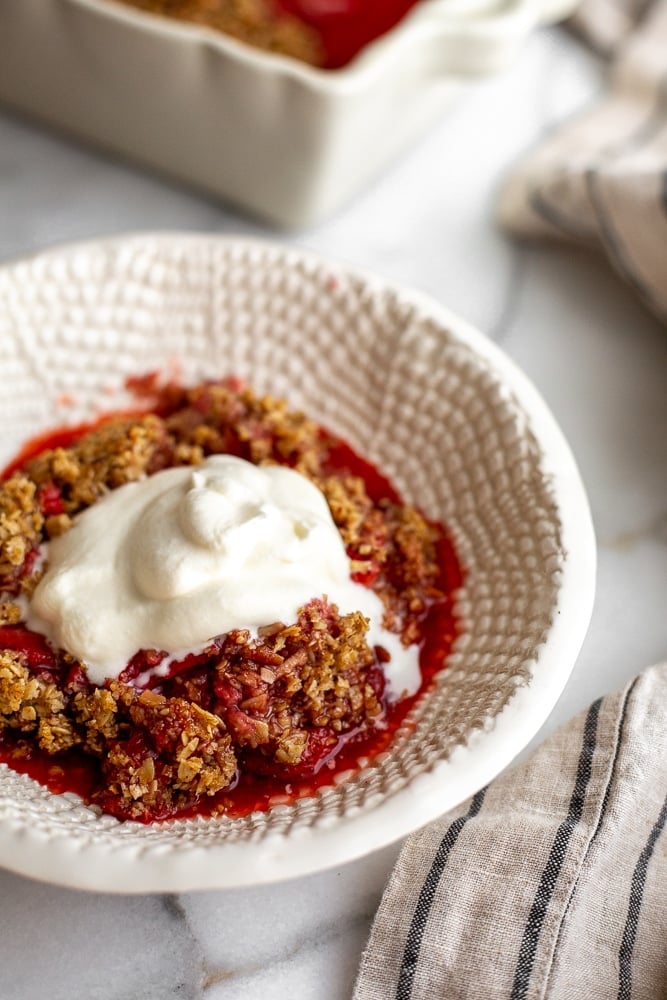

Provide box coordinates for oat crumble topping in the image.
[0,379,445,821]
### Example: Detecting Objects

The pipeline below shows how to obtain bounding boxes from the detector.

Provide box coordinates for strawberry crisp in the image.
[117,0,423,70]
[0,379,462,822]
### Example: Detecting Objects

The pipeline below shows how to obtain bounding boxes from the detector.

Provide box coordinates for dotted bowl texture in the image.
[0,235,595,892]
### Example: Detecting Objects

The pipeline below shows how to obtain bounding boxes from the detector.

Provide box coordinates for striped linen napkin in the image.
[497,0,667,322]
[353,663,667,999]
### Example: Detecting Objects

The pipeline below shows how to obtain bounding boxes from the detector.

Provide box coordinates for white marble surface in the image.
[0,25,666,1000]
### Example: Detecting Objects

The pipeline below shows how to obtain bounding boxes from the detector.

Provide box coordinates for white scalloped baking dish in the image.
[0,0,577,227]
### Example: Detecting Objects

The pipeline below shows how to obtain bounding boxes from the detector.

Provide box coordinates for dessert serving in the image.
[0,378,462,823]
[0,235,595,891]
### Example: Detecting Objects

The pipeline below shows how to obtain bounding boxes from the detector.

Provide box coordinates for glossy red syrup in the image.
[275,0,421,69]
[0,412,464,822]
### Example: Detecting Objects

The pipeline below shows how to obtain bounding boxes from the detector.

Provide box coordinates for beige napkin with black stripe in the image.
[354,663,667,999]
[498,0,667,322]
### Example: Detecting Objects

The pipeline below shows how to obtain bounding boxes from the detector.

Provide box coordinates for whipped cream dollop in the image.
[28,455,419,695]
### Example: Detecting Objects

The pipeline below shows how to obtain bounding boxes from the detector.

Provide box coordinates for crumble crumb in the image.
[0,474,43,583]
[73,687,120,754]
[0,602,22,626]
[24,415,171,514]
[0,652,30,715]
[192,599,384,773]
[97,685,237,820]
[165,382,323,476]
[44,513,73,538]
[0,651,78,755]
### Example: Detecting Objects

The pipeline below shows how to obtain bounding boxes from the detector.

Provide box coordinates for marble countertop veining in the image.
[0,25,666,1000]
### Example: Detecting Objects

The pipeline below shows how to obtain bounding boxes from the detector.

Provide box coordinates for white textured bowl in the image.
[0,235,595,892]
[0,0,577,227]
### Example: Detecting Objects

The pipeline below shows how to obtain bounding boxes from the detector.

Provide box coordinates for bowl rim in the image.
[0,233,596,893]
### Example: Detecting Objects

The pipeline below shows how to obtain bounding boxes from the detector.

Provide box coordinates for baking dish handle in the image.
[414,0,579,76]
